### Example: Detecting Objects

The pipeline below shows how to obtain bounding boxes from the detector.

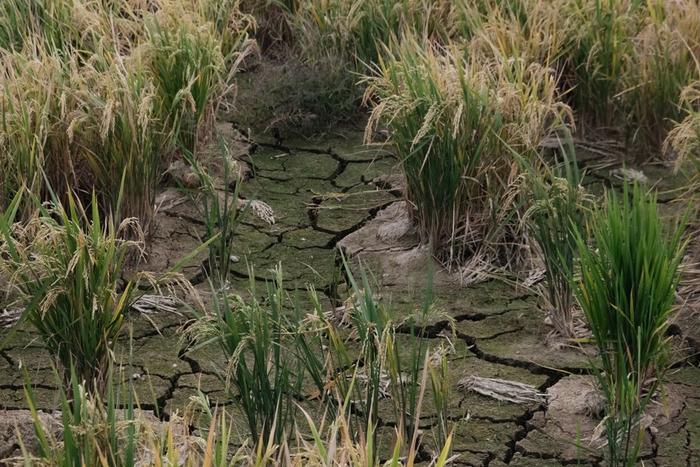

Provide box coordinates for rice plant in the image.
[427,345,451,451]
[345,267,391,435]
[0,190,142,392]
[523,132,589,337]
[322,261,397,443]
[188,267,302,447]
[0,48,85,214]
[562,0,641,126]
[144,17,228,153]
[181,138,243,288]
[1,44,167,226]
[296,359,455,466]
[666,79,700,170]
[335,258,456,456]
[19,360,456,466]
[575,183,686,466]
[622,1,700,149]
[83,58,168,228]
[383,307,434,451]
[365,39,572,271]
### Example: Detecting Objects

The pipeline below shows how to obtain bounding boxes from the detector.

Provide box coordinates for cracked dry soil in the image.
[1,126,699,466]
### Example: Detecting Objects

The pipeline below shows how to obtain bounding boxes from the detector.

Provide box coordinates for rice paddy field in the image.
[0,0,699,466]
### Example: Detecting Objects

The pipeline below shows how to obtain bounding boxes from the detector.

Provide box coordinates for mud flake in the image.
[432,419,518,462]
[335,158,398,187]
[667,367,700,388]
[315,187,396,233]
[0,385,56,410]
[232,223,278,255]
[473,309,591,371]
[248,149,288,172]
[284,227,334,249]
[129,334,185,380]
[283,152,339,180]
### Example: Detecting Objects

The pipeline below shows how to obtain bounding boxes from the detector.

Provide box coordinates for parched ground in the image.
[1,126,699,466]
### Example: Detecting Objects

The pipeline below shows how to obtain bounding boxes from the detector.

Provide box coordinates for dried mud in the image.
[1,128,699,466]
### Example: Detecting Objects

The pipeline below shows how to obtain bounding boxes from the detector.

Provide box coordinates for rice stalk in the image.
[182,136,243,289]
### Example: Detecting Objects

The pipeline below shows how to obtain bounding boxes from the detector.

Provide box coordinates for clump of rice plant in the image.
[21,351,242,466]
[0,0,141,59]
[23,362,140,466]
[0,0,36,51]
[186,257,456,457]
[557,0,699,143]
[0,190,199,393]
[0,0,74,53]
[0,1,253,226]
[280,0,457,122]
[144,17,228,153]
[0,45,166,226]
[575,183,686,466]
[562,0,640,126]
[197,0,256,59]
[83,58,169,228]
[457,0,570,69]
[523,133,589,337]
[666,80,700,169]
[0,191,142,392]
[189,267,301,447]
[623,1,700,149]
[365,39,572,273]
[296,0,455,70]
[0,48,87,213]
